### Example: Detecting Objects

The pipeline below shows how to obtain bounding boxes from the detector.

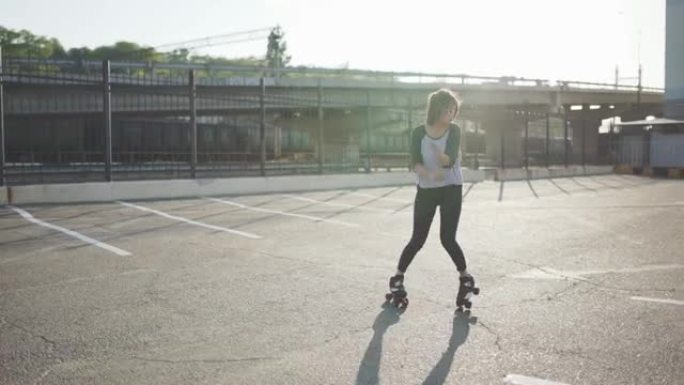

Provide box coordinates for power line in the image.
[180,35,270,52]
[154,27,274,51]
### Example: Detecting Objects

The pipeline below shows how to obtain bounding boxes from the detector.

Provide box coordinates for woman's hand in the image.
[430,169,445,182]
[415,164,430,179]
[416,164,444,182]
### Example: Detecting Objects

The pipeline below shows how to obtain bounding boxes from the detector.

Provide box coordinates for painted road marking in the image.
[630,296,684,306]
[117,201,261,239]
[8,205,132,256]
[282,194,396,214]
[504,374,571,385]
[510,264,684,280]
[346,191,411,204]
[208,198,361,228]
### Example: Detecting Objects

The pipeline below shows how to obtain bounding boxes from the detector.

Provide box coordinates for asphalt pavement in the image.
[1,174,682,385]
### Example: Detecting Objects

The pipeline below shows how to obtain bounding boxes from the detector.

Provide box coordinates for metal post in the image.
[563,107,569,168]
[643,128,650,169]
[637,64,642,108]
[617,127,623,165]
[524,110,529,170]
[582,104,587,167]
[189,69,197,178]
[474,121,480,170]
[545,112,550,168]
[259,77,266,176]
[609,120,615,167]
[365,92,372,173]
[500,119,505,169]
[103,60,112,182]
[0,46,5,187]
[317,80,324,174]
[407,97,413,171]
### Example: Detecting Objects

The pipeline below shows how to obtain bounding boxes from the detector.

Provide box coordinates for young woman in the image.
[386,88,475,309]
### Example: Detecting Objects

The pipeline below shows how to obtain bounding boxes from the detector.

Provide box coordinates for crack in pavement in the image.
[477,321,503,353]
[479,282,581,310]
[546,281,582,299]
[487,255,549,271]
[0,269,157,296]
[324,326,372,344]
[493,254,679,296]
[517,341,619,372]
[1,317,57,347]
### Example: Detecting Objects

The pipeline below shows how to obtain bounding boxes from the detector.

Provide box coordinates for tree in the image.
[67,47,92,62]
[266,26,291,74]
[167,48,191,63]
[90,41,160,62]
[0,25,284,78]
[0,26,65,58]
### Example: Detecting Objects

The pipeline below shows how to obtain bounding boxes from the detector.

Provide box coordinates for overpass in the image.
[2,59,663,118]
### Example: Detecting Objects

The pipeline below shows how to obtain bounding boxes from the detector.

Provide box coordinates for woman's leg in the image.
[396,187,438,273]
[439,185,467,272]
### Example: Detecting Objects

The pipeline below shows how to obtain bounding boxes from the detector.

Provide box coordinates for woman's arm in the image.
[436,124,460,168]
[410,125,425,169]
[411,127,443,180]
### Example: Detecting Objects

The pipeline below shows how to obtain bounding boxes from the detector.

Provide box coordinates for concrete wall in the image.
[2,166,621,204]
[4,170,487,205]
[495,166,613,181]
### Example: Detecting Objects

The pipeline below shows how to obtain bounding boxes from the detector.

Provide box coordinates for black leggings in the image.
[397,184,466,273]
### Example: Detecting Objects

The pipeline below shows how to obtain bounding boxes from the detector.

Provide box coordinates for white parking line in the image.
[510,264,684,280]
[346,191,411,204]
[117,201,261,239]
[282,194,396,214]
[8,205,132,257]
[630,296,684,306]
[208,198,361,228]
[504,374,571,385]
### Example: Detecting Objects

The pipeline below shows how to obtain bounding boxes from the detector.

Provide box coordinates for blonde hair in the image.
[425,88,460,126]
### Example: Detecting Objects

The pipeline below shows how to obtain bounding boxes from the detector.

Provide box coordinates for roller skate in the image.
[385,274,409,309]
[456,273,479,312]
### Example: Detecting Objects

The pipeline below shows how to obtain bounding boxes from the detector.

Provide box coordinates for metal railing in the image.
[0,54,646,186]
[3,56,664,92]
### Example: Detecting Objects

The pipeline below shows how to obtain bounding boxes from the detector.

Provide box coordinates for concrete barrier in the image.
[11,182,116,205]
[496,166,614,181]
[614,164,636,175]
[527,168,550,179]
[6,170,487,205]
[582,165,614,175]
[494,169,528,181]
[667,168,684,178]
[462,169,486,183]
[4,166,621,205]
[614,165,684,178]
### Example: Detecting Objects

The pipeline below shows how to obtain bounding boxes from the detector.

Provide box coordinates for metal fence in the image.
[0,54,647,186]
[616,130,684,170]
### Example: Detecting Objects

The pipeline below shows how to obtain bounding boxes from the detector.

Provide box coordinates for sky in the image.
[1,0,666,87]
